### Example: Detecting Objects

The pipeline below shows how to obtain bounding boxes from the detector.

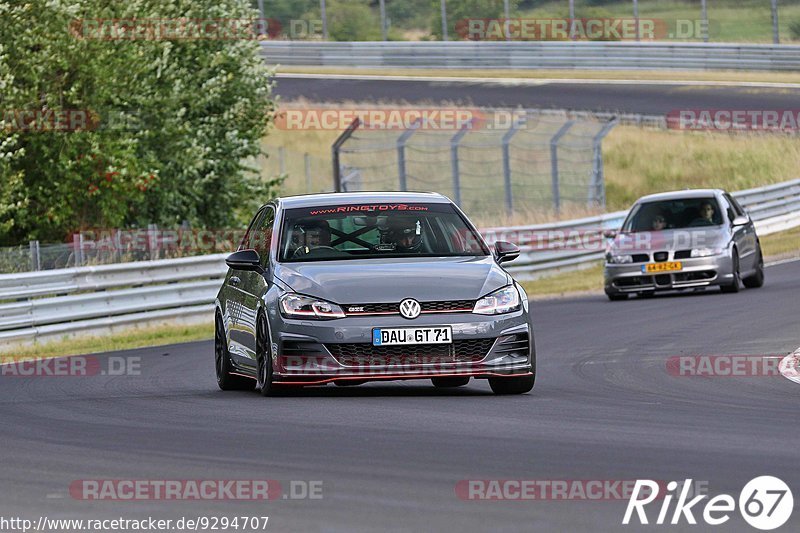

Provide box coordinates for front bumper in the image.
[268,310,534,385]
[604,254,734,294]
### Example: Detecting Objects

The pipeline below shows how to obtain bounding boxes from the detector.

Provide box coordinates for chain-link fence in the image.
[261,144,331,194]
[334,112,617,221]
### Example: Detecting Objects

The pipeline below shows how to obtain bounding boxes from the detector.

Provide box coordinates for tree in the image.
[0,0,279,245]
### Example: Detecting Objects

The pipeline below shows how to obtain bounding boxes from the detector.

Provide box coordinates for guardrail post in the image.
[332,118,361,192]
[397,118,421,191]
[589,118,618,208]
[29,240,40,271]
[449,121,473,206]
[72,233,84,267]
[550,120,575,215]
[304,153,312,193]
[501,116,526,216]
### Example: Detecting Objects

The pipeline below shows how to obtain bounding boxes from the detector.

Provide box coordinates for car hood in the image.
[611,227,729,252]
[274,256,510,304]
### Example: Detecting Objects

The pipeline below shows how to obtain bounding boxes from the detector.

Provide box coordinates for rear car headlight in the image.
[607,254,633,264]
[280,294,345,320]
[473,285,521,315]
[690,247,723,258]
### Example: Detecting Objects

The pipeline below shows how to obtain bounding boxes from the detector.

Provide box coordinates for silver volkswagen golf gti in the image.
[604,189,765,300]
[214,192,535,395]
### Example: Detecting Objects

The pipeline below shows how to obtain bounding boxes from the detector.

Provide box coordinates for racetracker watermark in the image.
[457,18,712,41]
[668,109,800,132]
[69,18,281,40]
[456,479,708,501]
[666,355,794,378]
[68,480,322,501]
[274,108,499,131]
[0,356,140,377]
[2,109,99,132]
[75,228,251,255]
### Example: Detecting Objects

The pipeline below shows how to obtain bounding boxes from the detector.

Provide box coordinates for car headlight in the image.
[607,254,633,264]
[690,247,723,258]
[473,285,521,315]
[279,294,345,320]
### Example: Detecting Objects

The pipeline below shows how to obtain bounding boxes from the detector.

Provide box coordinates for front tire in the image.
[488,374,535,395]
[743,248,765,288]
[432,376,470,388]
[215,314,254,391]
[256,313,280,397]
[721,250,741,293]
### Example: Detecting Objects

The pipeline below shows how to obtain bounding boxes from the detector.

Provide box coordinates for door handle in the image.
[229,276,241,286]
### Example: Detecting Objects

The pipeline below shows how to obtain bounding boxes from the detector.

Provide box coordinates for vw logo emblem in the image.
[399,298,421,319]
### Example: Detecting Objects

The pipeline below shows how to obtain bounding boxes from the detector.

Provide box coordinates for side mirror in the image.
[732,215,750,227]
[603,229,618,239]
[494,241,520,264]
[226,249,263,272]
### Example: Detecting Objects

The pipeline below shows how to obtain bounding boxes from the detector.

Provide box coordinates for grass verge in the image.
[0,323,213,362]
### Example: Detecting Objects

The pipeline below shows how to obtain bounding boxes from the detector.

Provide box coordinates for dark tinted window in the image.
[622,197,722,232]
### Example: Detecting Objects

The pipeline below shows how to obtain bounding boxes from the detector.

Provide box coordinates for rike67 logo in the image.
[623,476,793,530]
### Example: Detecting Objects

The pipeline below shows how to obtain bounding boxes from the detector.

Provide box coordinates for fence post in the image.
[147,223,159,261]
[29,240,40,271]
[440,0,448,41]
[771,0,780,44]
[701,0,709,42]
[550,120,576,215]
[332,118,361,192]
[501,116,526,216]
[379,0,388,41]
[320,0,328,40]
[633,0,640,41]
[589,118,618,208]
[449,122,472,206]
[72,233,84,267]
[304,153,312,193]
[397,118,421,191]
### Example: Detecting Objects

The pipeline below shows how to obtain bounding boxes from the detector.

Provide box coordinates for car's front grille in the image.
[653,251,669,262]
[615,276,653,288]
[343,300,475,316]
[674,250,692,260]
[325,338,495,366]
[631,253,650,263]
[673,271,716,283]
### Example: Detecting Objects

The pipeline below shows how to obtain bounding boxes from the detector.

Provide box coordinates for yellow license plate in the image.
[643,262,682,273]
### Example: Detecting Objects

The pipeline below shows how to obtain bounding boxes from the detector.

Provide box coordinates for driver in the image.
[690,201,716,226]
[292,220,331,255]
[386,218,423,253]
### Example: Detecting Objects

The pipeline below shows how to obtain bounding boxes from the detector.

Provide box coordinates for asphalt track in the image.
[1,260,798,532]
[273,75,800,116]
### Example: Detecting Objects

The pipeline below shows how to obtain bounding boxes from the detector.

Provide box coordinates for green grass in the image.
[0,323,213,361]
[761,225,800,259]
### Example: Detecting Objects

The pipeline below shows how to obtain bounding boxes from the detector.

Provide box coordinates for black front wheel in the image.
[488,374,535,395]
[721,251,741,293]
[256,314,281,397]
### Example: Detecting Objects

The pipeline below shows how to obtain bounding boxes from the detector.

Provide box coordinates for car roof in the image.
[635,189,725,203]
[274,191,451,209]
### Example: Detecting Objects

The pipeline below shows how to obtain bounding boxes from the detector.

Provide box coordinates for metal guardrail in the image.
[261,41,800,71]
[1,180,798,345]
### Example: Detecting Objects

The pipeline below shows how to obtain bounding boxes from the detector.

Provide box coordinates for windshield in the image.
[622,197,723,232]
[278,202,489,262]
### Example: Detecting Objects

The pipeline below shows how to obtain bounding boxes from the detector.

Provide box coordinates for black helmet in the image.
[387,218,423,252]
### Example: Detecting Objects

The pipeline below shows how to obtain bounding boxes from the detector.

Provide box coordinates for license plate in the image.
[642,262,682,273]
[372,327,453,346]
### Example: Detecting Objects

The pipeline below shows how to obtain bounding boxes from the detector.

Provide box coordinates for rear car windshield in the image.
[278,202,489,262]
[622,197,723,232]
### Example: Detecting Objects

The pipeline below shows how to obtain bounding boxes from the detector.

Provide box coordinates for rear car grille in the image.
[343,300,475,316]
[325,338,496,366]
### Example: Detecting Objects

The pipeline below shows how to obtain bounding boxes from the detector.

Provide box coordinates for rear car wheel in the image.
[215,314,254,391]
[488,374,535,395]
[743,248,765,289]
[721,251,741,293]
[431,376,470,388]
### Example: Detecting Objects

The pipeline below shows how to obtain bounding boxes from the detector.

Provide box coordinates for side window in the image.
[254,207,275,267]
[728,194,746,217]
[239,208,267,252]
[724,194,744,221]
